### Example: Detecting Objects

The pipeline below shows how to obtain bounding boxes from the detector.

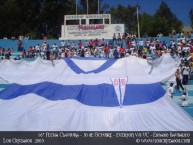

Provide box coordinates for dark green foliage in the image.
[79,0,109,14]
[139,13,154,36]
[110,4,137,33]
[0,0,75,39]
[152,1,183,36]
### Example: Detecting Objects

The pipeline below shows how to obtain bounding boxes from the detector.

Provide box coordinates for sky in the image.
[103,0,193,26]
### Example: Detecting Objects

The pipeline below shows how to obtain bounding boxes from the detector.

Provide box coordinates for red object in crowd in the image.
[17,41,22,47]
[119,47,125,54]
[190,45,193,53]
[104,45,110,54]
[78,40,82,48]
[43,36,48,40]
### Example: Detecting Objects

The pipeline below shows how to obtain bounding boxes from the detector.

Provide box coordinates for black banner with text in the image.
[0,132,192,145]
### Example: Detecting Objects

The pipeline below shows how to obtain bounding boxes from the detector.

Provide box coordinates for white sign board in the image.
[59,14,125,40]
[60,24,124,40]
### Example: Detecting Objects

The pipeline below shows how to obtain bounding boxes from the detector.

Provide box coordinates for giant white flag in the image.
[0,54,193,131]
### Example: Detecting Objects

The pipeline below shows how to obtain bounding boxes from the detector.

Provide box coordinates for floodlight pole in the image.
[137,4,140,38]
[87,0,88,14]
[76,0,77,15]
[98,0,99,14]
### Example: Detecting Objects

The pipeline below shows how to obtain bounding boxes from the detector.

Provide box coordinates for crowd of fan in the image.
[0,48,13,60]
[0,31,193,62]
[20,32,193,61]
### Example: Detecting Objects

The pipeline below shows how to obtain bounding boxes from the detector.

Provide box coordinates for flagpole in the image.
[98,0,99,14]
[87,0,88,14]
[76,0,77,15]
[137,4,140,38]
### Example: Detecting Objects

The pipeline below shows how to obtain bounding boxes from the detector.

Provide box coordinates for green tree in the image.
[79,0,109,14]
[139,13,154,37]
[109,4,138,33]
[39,0,76,38]
[0,0,22,38]
[0,0,43,38]
[0,0,77,39]
[153,1,182,36]
[14,0,41,38]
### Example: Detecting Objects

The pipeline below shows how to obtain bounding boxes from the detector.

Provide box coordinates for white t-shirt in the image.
[139,40,144,47]
[35,45,40,51]
[61,41,65,47]
[42,43,47,51]
[182,66,190,75]
[146,40,150,47]
[182,46,190,53]
[84,51,90,57]
[131,41,136,47]
[166,86,174,97]
[150,45,156,51]
[52,44,58,51]
[179,94,188,107]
